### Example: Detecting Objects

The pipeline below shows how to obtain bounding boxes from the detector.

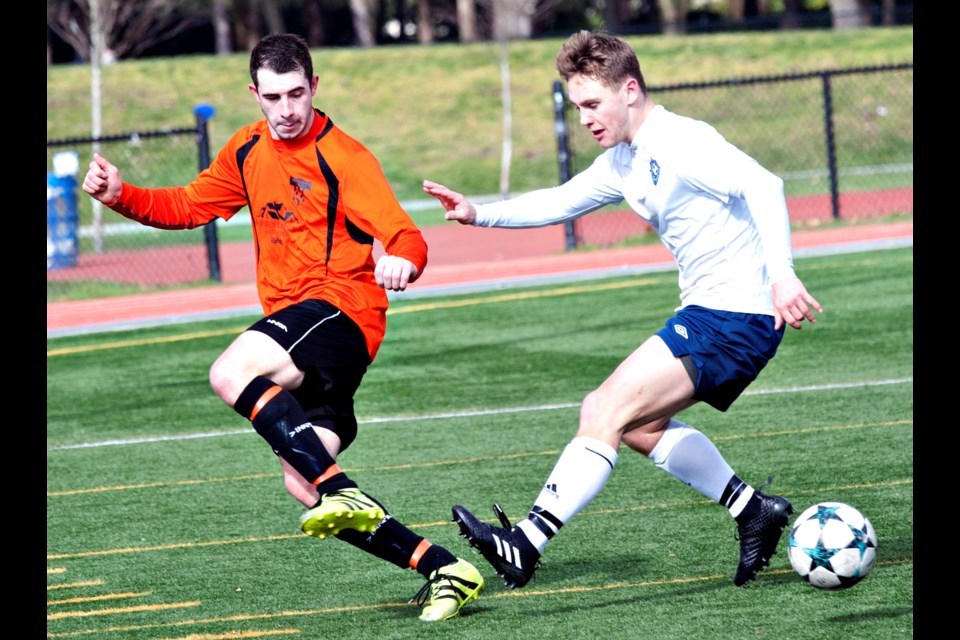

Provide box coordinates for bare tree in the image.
[88,0,105,252]
[304,0,325,46]
[47,0,209,62]
[490,0,536,40]
[212,0,233,55]
[829,0,869,29]
[495,37,513,198]
[259,0,286,34]
[457,0,478,42]
[417,0,433,43]
[880,0,897,25]
[349,0,377,46]
[726,0,771,24]
[780,0,803,29]
[658,0,689,35]
[488,0,535,196]
[605,0,632,31]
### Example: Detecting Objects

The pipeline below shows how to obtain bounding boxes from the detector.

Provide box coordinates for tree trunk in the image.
[658,0,688,35]
[492,0,535,40]
[241,0,262,50]
[729,0,745,22]
[457,0,477,42]
[213,0,232,55]
[781,0,803,29]
[604,0,622,31]
[829,0,867,29]
[260,0,285,34]
[305,0,325,46]
[350,0,376,47]
[417,0,433,43]
[497,39,512,198]
[89,0,105,253]
[881,0,896,25]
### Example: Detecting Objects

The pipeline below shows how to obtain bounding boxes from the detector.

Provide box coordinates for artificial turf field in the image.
[47,245,913,639]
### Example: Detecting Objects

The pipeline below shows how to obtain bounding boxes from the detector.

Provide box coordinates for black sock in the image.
[235,376,354,492]
[334,511,455,577]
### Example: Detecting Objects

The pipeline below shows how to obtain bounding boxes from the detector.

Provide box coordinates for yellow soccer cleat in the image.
[299,488,386,539]
[413,558,485,622]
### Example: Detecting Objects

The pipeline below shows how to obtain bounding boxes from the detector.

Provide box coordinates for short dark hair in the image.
[249,33,314,88]
[555,30,646,94]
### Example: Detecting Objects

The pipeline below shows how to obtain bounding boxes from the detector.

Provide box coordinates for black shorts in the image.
[248,299,370,451]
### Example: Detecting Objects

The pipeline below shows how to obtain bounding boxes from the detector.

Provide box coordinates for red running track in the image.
[47,220,912,336]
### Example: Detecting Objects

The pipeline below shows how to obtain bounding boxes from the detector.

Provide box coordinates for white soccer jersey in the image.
[473,105,796,315]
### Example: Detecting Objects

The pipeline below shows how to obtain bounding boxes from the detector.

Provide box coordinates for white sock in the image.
[728,486,756,520]
[648,418,737,503]
[522,436,618,553]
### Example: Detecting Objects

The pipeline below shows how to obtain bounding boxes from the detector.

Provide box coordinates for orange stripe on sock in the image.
[408,539,432,570]
[311,463,343,487]
[248,385,282,421]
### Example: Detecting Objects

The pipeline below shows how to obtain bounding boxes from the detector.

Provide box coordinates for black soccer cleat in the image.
[451,504,541,589]
[733,478,793,586]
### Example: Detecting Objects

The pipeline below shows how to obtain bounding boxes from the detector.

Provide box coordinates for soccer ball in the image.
[787,502,877,590]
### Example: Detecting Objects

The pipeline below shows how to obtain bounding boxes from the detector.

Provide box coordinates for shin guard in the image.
[235,376,341,486]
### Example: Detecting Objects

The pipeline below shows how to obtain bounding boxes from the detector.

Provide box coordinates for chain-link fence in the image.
[46,106,220,301]
[558,63,913,248]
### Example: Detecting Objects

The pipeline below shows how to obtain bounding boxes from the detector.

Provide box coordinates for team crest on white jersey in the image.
[649,158,661,185]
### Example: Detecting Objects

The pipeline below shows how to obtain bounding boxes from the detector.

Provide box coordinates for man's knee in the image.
[578,389,621,438]
[208,359,233,402]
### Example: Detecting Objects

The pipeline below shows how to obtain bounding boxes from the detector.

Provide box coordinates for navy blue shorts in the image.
[655,305,784,412]
[248,299,370,451]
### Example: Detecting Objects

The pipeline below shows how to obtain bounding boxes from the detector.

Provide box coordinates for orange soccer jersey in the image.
[107,110,427,361]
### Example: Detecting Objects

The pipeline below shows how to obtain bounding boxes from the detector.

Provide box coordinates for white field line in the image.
[48,377,912,451]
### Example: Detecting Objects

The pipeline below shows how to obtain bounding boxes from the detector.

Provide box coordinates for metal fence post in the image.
[553,80,579,251]
[820,72,841,220]
[194,103,222,281]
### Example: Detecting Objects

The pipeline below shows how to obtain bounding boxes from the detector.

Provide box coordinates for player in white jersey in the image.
[422,29,822,589]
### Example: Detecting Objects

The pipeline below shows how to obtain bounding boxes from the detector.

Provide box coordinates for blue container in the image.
[47,172,79,270]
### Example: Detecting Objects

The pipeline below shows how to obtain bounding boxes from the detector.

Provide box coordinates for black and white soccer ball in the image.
[787,501,877,590]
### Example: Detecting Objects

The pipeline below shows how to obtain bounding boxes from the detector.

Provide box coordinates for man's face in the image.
[566,74,633,149]
[249,68,318,140]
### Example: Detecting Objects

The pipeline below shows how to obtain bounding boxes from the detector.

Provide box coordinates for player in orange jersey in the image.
[81,33,482,622]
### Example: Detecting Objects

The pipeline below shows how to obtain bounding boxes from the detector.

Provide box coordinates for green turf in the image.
[47,246,912,638]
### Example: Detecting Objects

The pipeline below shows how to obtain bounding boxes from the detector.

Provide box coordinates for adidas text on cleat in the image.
[733,480,793,586]
[451,504,541,589]
[413,558,485,621]
[299,488,385,540]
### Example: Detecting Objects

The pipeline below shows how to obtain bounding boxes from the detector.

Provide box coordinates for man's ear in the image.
[624,77,641,105]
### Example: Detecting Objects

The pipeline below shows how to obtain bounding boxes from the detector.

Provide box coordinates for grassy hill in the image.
[47,27,913,207]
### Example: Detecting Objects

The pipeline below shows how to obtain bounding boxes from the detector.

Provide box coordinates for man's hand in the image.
[422,179,477,225]
[81,153,122,206]
[375,255,420,291]
[772,276,823,330]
